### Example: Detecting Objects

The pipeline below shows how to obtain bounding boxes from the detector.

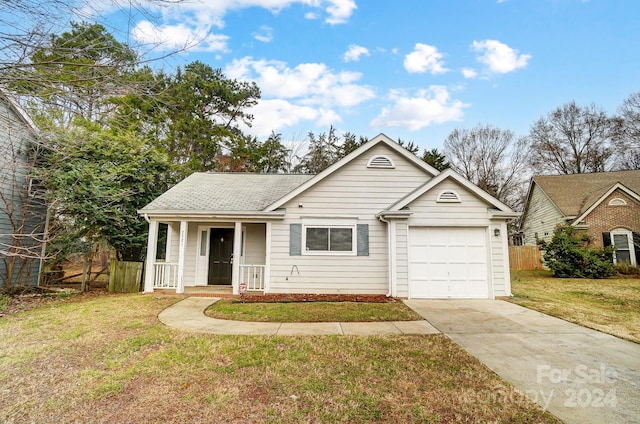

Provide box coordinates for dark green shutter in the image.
[602,232,611,247]
[290,223,302,255]
[633,232,640,266]
[357,224,369,256]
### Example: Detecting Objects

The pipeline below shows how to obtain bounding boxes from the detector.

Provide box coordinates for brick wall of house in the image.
[584,189,640,248]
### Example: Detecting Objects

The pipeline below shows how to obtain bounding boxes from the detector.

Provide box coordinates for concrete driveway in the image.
[403,300,640,424]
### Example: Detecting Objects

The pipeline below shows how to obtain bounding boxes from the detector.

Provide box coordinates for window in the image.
[606,229,637,266]
[290,222,368,256]
[608,197,627,206]
[305,226,354,253]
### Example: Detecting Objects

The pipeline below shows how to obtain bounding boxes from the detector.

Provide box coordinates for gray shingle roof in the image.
[140,173,314,213]
[533,170,640,217]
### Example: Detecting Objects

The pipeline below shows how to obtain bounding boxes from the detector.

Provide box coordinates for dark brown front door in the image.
[208,228,234,285]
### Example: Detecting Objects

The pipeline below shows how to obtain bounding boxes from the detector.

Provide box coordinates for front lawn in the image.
[510,270,640,343]
[0,293,559,423]
[206,299,423,322]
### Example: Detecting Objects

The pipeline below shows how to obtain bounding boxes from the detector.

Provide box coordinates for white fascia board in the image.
[571,182,640,226]
[388,168,516,213]
[137,210,286,221]
[264,133,440,211]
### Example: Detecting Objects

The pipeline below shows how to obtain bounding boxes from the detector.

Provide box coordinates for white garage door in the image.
[409,227,489,299]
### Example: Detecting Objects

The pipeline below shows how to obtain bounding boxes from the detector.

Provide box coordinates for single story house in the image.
[519,170,640,266]
[139,134,519,298]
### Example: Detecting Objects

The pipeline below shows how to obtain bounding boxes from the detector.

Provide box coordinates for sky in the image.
[99,0,639,151]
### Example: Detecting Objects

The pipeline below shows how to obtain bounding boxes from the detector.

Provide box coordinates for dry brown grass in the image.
[0,293,560,423]
[510,270,640,343]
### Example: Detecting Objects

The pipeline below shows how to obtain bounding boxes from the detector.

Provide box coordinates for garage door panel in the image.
[409,227,489,299]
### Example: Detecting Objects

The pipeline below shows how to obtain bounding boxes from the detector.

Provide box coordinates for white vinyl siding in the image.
[521,184,566,245]
[395,222,409,297]
[243,223,266,265]
[268,143,430,294]
[0,95,44,288]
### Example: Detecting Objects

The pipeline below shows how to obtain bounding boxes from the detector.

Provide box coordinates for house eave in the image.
[376,210,413,220]
[137,210,286,221]
[490,210,521,219]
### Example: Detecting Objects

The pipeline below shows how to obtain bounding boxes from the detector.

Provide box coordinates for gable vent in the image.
[437,190,461,203]
[609,197,627,206]
[367,155,395,169]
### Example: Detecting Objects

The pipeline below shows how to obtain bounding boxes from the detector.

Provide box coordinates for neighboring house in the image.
[519,170,640,266]
[0,89,46,290]
[139,134,519,299]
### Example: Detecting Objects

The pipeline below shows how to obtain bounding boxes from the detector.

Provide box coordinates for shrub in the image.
[616,262,640,276]
[540,226,616,279]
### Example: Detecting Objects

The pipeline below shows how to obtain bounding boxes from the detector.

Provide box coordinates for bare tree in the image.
[444,124,530,209]
[528,101,617,174]
[0,92,47,291]
[616,91,640,170]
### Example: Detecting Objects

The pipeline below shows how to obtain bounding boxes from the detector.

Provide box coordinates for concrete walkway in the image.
[404,300,640,424]
[158,297,440,336]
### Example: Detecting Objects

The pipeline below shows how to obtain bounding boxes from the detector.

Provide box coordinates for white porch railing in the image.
[239,264,265,291]
[153,262,178,288]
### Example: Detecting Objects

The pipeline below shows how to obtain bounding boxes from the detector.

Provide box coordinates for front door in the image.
[208,228,234,285]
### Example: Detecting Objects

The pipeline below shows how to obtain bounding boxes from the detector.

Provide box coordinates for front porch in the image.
[143,220,272,295]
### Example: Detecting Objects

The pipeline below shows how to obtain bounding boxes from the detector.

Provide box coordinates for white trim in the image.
[302,223,357,256]
[389,220,397,297]
[264,133,440,211]
[572,183,640,225]
[143,220,159,293]
[367,154,395,169]
[611,228,637,266]
[264,222,272,293]
[232,222,242,294]
[387,168,516,213]
[500,221,511,297]
[177,220,188,294]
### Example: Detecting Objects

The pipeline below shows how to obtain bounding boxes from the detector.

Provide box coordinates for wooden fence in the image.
[509,245,543,271]
[108,259,143,293]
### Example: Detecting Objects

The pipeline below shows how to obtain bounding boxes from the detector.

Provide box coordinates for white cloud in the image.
[225,57,375,107]
[461,68,478,79]
[225,57,374,136]
[471,39,531,74]
[254,25,273,43]
[371,86,468,131]
[132,20,229,52]
[343,44,370,62]
[403,43,448,74]
[325,0,357,24]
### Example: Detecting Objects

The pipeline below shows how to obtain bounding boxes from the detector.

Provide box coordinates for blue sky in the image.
[103,0,638,151]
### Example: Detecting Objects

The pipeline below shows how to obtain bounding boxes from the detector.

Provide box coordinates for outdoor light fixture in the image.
[494,228,501,237]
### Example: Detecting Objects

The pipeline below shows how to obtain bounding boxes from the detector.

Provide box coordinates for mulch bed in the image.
[233,293,399,303]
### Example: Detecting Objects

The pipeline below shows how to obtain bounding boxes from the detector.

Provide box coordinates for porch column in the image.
[264,222,272,293]
[232,221,242,295]
[177,220,187,294]
[143,219,159,293]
